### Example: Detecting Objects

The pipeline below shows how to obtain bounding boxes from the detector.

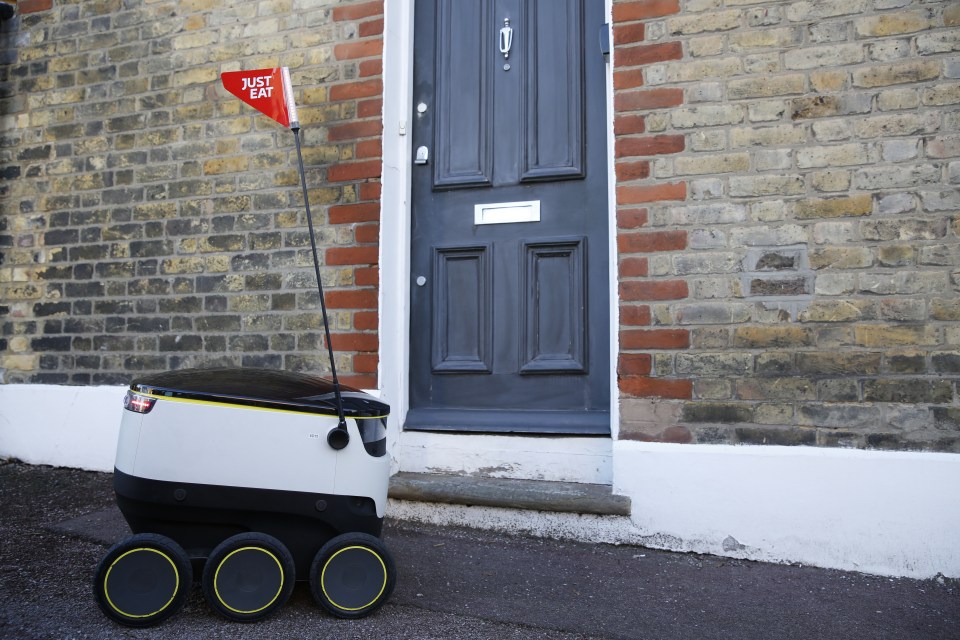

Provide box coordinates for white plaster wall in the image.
[0,384,125,471]
[613,441,960,579]
[2,384,958,578]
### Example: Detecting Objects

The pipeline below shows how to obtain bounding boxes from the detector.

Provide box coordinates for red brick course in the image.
[331,0,383,21]
[17,0,51,13]
[325,2,386,378]
[612,0,689,405]
[612,0,680,22]
[615,88,683,111]
[616,134,685,158]
[618,230,687,254]
[617,182,686,204]
[329,202,380,224]
[619,376,693,400]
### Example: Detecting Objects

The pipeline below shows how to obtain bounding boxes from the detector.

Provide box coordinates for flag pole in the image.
[283,69,350,450]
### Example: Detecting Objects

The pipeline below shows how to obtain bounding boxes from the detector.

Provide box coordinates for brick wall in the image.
[2,0,958,453]
[0,0,384,387]
[613,0,960,451]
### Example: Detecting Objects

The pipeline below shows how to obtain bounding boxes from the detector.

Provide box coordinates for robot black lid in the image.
[130,367,389,418]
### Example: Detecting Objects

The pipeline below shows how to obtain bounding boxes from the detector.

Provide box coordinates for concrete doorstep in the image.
[388,472,632,516]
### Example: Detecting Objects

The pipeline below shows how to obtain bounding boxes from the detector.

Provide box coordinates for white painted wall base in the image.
[2,384,958,579]
[614,441,960,580]
[0,384,126,471]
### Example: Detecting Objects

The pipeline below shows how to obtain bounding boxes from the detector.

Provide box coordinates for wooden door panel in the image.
[522,0,585,181]
[431,245,492,373]
[434,0,493,188]
[521,238,586,374]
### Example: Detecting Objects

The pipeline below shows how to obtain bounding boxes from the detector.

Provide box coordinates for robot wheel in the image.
[309,531,396,619]
[201,532,295,622]
[93,533,192,627]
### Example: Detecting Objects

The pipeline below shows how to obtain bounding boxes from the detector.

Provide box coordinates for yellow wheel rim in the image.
[103,547,179,619]
[321,545,388,612]
[213,546,285,614]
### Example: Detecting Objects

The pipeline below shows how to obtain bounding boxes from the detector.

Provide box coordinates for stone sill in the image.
[388,472,631,517]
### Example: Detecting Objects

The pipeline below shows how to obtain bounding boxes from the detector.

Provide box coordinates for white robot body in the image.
[111,368,391,578]
[116,398,389,517]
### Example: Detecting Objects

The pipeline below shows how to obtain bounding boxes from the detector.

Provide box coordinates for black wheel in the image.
[310,532,396,619]
[201,532,294,622]
[93,533,192,628]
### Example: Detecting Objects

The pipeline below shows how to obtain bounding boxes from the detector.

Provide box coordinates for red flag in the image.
[221,67,299,128]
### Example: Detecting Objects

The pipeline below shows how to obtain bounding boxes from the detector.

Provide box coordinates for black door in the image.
[408,0,610,434]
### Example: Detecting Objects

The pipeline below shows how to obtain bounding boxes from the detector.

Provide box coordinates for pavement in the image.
[0,460,957,640]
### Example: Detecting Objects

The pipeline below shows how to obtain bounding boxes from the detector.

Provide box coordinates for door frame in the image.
[378,0,620,480]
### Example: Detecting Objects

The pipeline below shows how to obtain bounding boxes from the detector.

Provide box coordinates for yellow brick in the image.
[877,88,920,111]
[276,211,300,228]
[931,299,960,321]
[203,156,249,175]
[178,238,198,254]
[729,28,799,51]
[855,10,934,37]
[810,71,847,93]
[133,202,178,220]
[1,355,40,371]
[258,0,293,15]
[853,60,940,88]
[257,36,287,55]
[183,15,206,30]
[666,57,743,82]
[4,284,43,300]
[799,301,865,323]
[947,4,960,27]
[228,295,272,312]
[728,74,806,99]
[205,256,232,272]
[178,0,220,11]
[174,67,219,87]
[173,31,218,49]
[667,10,741,35]
[175,103,216,121]
[208,43,248,64]
[731,125,806,147]
[734,326,814,348]
[811,170,850,193]
[244,18,279,38]
[855,326,939,348]
[688,36,725,57]
[796,195,873,219]
[215,139,241,155]
[675,153,750,175]
[161,258,205,274]
[922,83,960,107]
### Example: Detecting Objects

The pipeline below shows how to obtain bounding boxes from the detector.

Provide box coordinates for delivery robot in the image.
[93,66,396,627]
[93,367,395,626]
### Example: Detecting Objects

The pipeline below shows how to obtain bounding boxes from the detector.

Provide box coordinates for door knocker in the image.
[499,18,513,71]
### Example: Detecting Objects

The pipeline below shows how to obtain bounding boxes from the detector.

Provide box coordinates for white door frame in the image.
[378,0,619,483]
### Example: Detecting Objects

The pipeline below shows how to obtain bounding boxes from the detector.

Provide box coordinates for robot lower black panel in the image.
[114,468,383,579]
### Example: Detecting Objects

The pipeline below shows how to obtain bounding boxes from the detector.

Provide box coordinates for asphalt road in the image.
[0,460,957,639]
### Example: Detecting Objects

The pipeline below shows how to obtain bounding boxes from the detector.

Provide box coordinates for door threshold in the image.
[404,408,611,435]
[388,472,630,517]
[394,430,613,484]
